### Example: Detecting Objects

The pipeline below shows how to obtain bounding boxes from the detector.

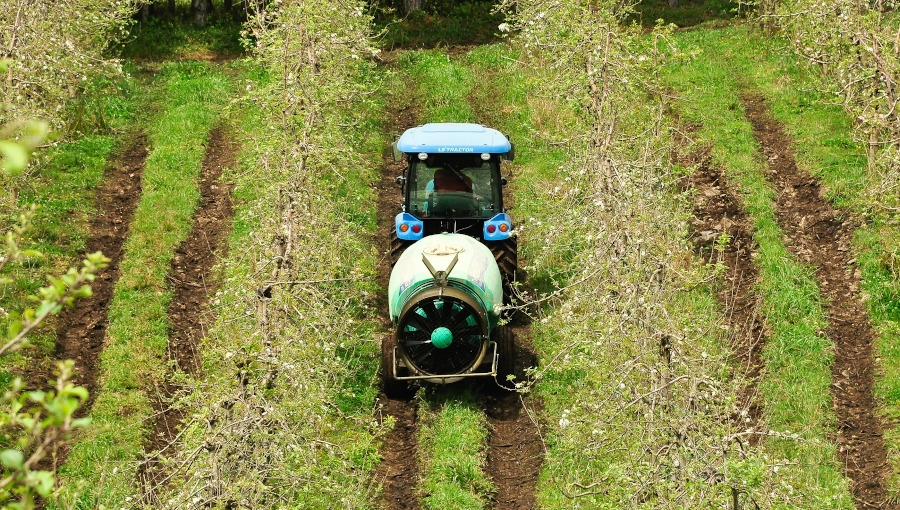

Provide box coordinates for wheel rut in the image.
[375,103,422,510]
[675,127,767,441]
[54,135,147,406]
[482,324,544,510]
[741,93,892,509]
[139,125,238,501]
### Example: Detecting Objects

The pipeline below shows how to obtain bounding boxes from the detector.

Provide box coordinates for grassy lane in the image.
[57,61,232,507]
[680,26,900,494]
[663,25,859,506]
[393,50,496,508]
[0,78,136,386]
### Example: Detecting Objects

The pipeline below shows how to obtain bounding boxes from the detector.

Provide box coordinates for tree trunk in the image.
[168,0,175,16]
[403,0,422,14]
[191,0,209,26]
[140,2,151,22]
[667,0,679,6]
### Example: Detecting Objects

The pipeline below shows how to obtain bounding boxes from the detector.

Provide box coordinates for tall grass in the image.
[661,25,854,506]
[57,61,232,507]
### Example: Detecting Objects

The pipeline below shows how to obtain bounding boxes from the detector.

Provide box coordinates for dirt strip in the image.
[483,334,544,510]
[676,129,767,442]
[54,136,147,403]
[375,104,422,510]
[140,126,237,500]
[742,93,891,509]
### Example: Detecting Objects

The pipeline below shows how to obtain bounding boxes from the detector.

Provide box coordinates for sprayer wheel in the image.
[489,238,518,301]
[494,325,516,388]
[382,332,410,399]
[389,228,414,268]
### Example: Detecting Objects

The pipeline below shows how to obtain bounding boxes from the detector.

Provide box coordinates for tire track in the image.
[139,125,237,502]
[375,103,421,510]
[483,329,544,510]
[676,129,767,441]
[742,93,891,509]
[54,136,147,406]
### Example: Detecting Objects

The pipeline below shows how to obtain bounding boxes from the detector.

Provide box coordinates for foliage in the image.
[374,0,503,49]
[768,0,900,219]
[151,2,387,507]
[0,126,108,509]
[0,0,134,130]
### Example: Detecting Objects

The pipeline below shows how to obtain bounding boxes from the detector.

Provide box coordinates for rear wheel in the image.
[390,228,414,268]
[382,332,411,399]
[494,326,516,388]
[489,238,518,301]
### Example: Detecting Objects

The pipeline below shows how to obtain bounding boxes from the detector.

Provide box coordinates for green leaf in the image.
[0,141,29,175]
[68,386,89,401]
[0,449,24,469]
[7,320,23,338]
[32,470,55,497]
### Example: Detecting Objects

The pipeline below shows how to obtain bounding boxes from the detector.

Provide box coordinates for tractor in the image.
[383,123,519,397]
[390,123,517,290]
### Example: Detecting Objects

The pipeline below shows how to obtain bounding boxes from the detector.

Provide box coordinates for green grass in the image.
[56,60,232,507]
[629,0,742,28]
[671,24,900,495]
[397,50,478,122]
[417,389,494,509]
[662,25,856,506]
[121,14,244,60]
[0,75,136,393]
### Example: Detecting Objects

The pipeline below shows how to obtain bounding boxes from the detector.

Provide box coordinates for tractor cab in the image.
[391,123,515,248]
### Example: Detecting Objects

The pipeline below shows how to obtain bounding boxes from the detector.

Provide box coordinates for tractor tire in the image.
[489,238,518,301]
[382,332,411,399]
[494,325,516,388]
[390,228,414,268]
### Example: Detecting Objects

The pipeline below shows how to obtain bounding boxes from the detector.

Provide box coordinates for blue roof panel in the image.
[396,123,512,154]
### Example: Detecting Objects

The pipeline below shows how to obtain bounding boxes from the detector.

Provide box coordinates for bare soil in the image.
[742,93,892,509]
[374,104,422,510]
[139,125,238,499]
[675,126,767,442]
[483,335,544,510]
[54,136,147,403]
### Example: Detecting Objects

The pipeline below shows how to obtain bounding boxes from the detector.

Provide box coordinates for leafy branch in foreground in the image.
[1,125,109,509]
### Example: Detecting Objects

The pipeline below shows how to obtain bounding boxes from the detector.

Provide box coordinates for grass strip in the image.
[417,390,494,509]
[692,26,900,493]
[397,50,478,124]
[0,77,136,385]
[57,60,231,507]
[662,25,853,506]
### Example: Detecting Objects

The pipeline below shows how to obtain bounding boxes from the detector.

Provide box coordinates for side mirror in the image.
[395,175,406,186]
[502,143,515,162]
[500,177,508,187]
[392,142,403,162]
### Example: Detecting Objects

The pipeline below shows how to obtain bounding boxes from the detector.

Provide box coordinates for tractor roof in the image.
[396,123,512,154]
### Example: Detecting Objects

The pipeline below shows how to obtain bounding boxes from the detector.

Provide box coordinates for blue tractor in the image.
[390,123,518,292]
